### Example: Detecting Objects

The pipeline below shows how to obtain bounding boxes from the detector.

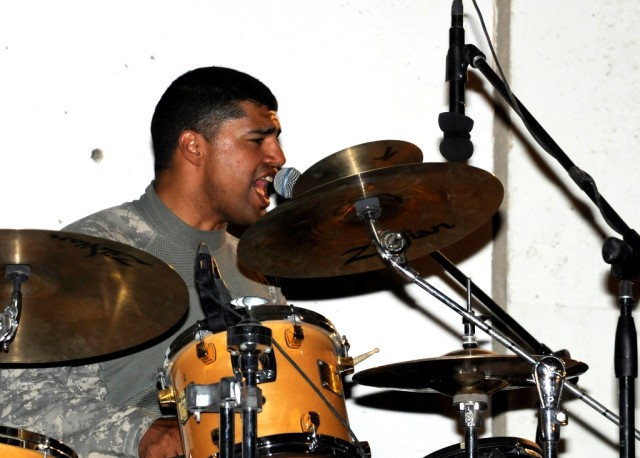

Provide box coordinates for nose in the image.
[265,139,286,168]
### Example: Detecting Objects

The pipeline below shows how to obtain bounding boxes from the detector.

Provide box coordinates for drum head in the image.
[425,437,542,458]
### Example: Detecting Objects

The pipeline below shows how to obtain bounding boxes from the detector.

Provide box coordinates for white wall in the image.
[0,1,635,457]
[500,1,640,457]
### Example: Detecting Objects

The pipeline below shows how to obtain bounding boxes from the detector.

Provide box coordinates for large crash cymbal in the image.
[0,230,188,364]
[292,140,423,196]
[352,348,589,396]
[239,162,503,278]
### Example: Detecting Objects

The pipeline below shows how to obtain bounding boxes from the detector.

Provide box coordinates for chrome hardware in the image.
[337,347,380,375]
[301,411,321,451]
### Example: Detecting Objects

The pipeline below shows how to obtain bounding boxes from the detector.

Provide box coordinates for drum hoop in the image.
[166,305,342,362]
[234,433,367,457]
[249,305,339,335]
[425,436,541,458]
[0,426,78,458]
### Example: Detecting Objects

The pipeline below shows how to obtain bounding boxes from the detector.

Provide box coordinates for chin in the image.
[233,212,264,229]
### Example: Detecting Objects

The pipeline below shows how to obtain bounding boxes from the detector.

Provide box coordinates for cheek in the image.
[208,142,259,186]
[213,162,253,195]
[222,153,256,179]
[219,161,244,183]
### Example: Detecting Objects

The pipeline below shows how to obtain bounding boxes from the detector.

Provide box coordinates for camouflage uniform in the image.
[0,183,284,456]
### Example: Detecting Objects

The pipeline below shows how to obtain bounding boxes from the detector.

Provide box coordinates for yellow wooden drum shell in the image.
[164,306,354,458]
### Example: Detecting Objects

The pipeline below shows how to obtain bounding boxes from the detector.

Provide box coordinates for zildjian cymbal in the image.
[0,230,188,364]
[352,348,589,396]
[292,140,423,197]
[239,162,503,278]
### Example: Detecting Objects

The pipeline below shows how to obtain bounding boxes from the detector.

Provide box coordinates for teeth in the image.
[264,176,273,183]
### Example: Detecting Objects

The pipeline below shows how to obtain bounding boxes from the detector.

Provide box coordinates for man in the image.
[0,66,287,457]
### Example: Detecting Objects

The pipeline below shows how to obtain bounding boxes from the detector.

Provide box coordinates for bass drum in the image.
[425,437,542,457]
[162,305,368,458]
[0,426,77,457]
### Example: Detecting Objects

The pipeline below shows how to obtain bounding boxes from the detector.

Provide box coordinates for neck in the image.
[154,176,225,231]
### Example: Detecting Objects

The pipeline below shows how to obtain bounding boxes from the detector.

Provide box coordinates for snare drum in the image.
[424,436,542,457]
[162,305,365,457]
[0,426,77,457]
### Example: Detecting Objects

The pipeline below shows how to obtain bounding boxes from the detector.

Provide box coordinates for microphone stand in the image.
[454,43,639,457]
[612,278,637,458]
[439,0,475,163]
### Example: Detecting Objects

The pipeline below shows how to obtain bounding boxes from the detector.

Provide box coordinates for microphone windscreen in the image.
[438,112,474,162]
[440,137,474,162]
[273,167,301,199]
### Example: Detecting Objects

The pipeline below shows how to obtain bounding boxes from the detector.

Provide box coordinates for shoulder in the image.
[63,203,154,248]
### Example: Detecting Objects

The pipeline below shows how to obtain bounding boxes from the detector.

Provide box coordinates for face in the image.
[200,101,286,228]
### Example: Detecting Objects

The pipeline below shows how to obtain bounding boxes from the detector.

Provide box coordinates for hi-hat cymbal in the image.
[292,140,423,196]
[352,348,589,396]
[0,230,188,364]
[239,162,503,278]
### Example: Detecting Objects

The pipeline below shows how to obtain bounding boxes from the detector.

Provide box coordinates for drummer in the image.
[0,66,287,457]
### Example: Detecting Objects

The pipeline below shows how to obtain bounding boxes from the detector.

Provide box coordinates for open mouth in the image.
[254,175,274,207]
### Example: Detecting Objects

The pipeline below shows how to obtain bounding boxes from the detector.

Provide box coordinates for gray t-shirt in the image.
[64,182,284,407]
[0,183,285,457]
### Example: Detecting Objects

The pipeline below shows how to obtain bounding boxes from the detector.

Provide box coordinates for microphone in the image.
[439,0,474,162]
[273,167,301,199]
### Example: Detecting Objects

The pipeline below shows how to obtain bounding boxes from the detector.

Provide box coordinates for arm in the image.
[0,365,166,457]
[139,418,183,458]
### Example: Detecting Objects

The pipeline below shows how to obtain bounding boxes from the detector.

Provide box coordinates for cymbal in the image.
[0,230,188,364]
[292,140,423,196]
[239,162,503,278]
[352,348,589,396]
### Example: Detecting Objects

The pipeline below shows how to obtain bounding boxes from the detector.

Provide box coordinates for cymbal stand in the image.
[430,251,553,355]
[453,392,487,458]
[1,264,30,351]
[353,196,640,443]
[453,279,486,458]
[533,355,568,458]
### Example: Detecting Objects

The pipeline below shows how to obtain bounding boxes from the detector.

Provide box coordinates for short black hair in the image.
[150,66,278,175]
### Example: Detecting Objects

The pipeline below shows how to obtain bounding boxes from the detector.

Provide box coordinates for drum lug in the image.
[301,410,320,432]
[285,324,304,348]
[196,328,217,364]
[340,334,351,357]
[196,340,217,364]
[318,359,343,396]
[211,427,221,450]
[301,411,321,451]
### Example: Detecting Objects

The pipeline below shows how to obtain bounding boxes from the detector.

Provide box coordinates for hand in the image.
[138,417,184,458]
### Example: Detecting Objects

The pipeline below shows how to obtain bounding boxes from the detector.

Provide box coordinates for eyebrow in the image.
[248,126,282,136]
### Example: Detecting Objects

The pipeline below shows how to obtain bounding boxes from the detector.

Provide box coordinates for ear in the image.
[177,130,205,166]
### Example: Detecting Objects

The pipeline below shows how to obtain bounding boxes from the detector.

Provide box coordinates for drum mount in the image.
[0,264,30,351]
